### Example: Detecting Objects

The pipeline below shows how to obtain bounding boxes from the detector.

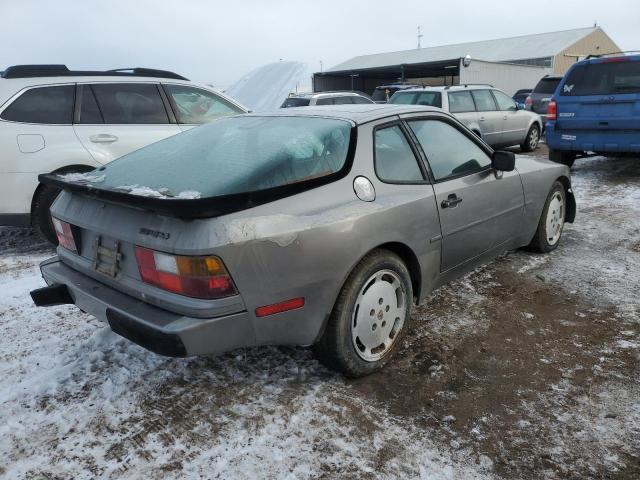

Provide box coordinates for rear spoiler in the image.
[39,164,347,220]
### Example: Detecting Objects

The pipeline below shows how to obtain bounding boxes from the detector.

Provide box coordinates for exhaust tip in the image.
[30,284,74,307]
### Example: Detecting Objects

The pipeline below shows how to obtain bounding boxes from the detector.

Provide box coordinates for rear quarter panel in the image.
[515,156,572,244]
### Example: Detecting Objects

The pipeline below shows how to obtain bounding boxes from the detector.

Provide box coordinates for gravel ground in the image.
[1,151,639,479]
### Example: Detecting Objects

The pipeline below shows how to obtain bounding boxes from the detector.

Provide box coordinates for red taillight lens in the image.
[524,95,533,108]
[52,218,77,253]
[547,99,557,121]
[134,246,236,299]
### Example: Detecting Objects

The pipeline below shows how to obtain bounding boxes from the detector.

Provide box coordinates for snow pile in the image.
[225,61,308,112]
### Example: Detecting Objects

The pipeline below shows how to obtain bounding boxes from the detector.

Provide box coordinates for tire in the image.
[528,181,566,253]
[314,250,413,377]
[549,149,576,168]
[32,185,62,245]
[520,124,540,152]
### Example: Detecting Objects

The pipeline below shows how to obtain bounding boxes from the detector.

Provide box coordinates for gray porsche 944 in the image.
[31,105,575,377]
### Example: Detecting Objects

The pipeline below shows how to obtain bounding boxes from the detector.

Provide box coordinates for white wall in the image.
[459,59,553,95]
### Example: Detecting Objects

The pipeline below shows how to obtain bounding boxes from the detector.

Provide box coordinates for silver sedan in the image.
[31,105,575,377]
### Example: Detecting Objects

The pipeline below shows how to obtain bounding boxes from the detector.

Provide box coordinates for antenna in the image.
[417,26,423,49]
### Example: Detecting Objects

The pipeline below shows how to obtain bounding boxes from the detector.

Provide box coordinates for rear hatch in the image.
[530,77,561,114]
[555,57,640,131]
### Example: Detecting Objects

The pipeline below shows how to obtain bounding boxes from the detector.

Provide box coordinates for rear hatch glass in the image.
[46,115,355,218]
[389,91,442,107]
[557,59,640,131]
[530,77,561,113]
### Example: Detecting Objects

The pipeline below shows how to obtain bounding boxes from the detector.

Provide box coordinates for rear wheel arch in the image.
[30,164,96,213]
[313,242,422,345]
[556,175,576,223]
[31,164,96,244]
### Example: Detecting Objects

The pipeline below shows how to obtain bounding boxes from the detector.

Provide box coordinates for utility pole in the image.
[417,26,423,49]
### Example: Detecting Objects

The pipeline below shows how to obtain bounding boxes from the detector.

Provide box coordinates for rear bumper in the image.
[33,257,255,357]
[546,123,640,153]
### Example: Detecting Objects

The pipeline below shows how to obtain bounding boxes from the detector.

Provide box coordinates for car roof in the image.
[246,104,445,124]
[291,91,367,99]
[395,85,494,93]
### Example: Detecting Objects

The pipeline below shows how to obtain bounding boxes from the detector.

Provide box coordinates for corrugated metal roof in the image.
[328,27,596,72]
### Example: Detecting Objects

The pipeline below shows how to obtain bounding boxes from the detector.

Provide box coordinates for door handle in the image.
[503,115,508,120]
[441,194,462,209]
[479,116,486,122]
[89,134,118,144]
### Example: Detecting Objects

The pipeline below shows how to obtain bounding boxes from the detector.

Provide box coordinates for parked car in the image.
[525,75,563,125]
[0,64,247,243]
[513,89,533,107]
[281,91,373,107]
[390,85,543,151]
[371,84,421,103]
[31,104,575,377]
[546,54,640,167]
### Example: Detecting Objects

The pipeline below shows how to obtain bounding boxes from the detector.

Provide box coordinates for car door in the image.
[161,84,246,131]
[73,82,182,164]
[492,89,527,145]
[406,117,524,271]
[447,90,479,132]
[470,89,503,146]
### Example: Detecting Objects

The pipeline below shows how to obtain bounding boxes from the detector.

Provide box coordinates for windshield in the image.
[561,60,640,96]
[92,116,353,199]
[389,91,442,107]
[372,87,393,102]
[533,78,561,94]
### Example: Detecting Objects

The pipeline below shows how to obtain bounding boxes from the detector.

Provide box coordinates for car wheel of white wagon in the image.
[314,250,413,377]
[528,181,566,253]
[520,124,540,152]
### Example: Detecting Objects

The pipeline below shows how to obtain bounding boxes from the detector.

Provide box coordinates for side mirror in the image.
[492,151,515,172]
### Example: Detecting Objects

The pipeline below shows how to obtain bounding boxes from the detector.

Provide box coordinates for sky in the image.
[1,0,638,89]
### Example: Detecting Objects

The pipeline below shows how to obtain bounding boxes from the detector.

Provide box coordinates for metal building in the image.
[313,27,620,96]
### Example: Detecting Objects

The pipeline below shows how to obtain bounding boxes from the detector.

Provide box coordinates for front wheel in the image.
[528,181,566,253]
[314,250,413,377]
[520,124,540,152]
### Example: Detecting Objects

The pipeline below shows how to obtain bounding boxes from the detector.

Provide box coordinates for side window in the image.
[409,120,491,181]
[415,92,442,108]
[374,125,424,183]
[315,97,333,105]
[164,84,243,124]
[492,90,517,111]
[332,96,353,105]
[1,85,74,124]
[471,90,497,111]
[447,91,475,113]
[78,86,103,124]
[351,96,372,104]
[91,83,169,124]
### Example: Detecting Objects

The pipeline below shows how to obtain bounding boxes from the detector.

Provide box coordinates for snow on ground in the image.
[1,154,639,479]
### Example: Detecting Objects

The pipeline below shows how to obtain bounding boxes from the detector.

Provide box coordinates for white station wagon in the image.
[0,64,247,243]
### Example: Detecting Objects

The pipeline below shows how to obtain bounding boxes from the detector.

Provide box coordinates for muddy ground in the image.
[1,150,639,479]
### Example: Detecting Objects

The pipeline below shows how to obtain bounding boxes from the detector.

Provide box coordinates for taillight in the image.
[524,96,533,108]
[547,99,557,121]
[52,218,78,253]
[134,246,237,299]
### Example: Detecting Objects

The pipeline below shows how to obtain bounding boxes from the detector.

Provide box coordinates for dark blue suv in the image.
[546,54,640,167]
